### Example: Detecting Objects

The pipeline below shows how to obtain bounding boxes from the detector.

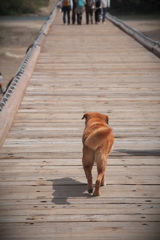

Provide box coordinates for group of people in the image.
[59,0,110,25]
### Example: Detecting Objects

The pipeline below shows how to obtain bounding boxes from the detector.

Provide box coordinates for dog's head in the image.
[82,112,109,125]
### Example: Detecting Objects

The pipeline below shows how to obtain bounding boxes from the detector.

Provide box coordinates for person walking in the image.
[102,0,110,23]
[95,0,102,24]
[72,0,77,24]
[61,0,73,25]
[75,0,85,25]
[85,0,95,24]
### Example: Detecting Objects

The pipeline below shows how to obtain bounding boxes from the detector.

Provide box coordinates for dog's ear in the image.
[105,115,109,124]
[82,113,89,120]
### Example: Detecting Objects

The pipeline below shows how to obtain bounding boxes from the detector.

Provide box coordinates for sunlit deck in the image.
[0,11,160,239]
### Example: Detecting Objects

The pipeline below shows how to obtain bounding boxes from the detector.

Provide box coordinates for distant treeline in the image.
[0,0,160,15]
[0,0,49,15]
[110,0,160,15]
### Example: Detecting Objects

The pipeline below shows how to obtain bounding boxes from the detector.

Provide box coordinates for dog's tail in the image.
[84,127,113,152]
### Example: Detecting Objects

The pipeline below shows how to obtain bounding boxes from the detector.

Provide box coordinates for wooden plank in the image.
[1,202,160,213]
[0,197,159,206]
[0,214,160,223]
[0,165,160,176]
[0,157,159,166]
[0,185,159,200]
[0,177,159,185]
[0,222,160,240]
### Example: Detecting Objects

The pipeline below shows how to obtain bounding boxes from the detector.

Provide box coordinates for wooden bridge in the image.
[0,9,160,240]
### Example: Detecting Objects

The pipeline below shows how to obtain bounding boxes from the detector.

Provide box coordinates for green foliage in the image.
[0,0,49,15]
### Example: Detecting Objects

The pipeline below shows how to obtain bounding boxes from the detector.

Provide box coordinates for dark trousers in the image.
[85,8,93,24]
[95,8,101,23]
[77,13,82,25]
[62,6,71,24]
[72,7,76,24]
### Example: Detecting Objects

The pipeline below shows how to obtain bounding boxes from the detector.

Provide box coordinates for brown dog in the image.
[82,112,114,196]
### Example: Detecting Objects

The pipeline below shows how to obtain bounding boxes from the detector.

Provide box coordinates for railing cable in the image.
[0,6,57,113]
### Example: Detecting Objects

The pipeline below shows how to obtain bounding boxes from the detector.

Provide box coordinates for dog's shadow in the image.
[49,177,91,205]
[115,149,160,156]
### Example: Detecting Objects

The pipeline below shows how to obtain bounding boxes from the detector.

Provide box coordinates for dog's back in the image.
[84,126,113,153]
[82,112,114,155]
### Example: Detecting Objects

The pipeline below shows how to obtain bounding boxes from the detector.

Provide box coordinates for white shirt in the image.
[102,0,110,8]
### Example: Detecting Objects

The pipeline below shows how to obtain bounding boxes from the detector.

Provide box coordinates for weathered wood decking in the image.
[0,12,160,239]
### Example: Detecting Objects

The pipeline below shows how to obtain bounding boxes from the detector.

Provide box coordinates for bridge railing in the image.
[0,5,57,147]
[106,13,160,58]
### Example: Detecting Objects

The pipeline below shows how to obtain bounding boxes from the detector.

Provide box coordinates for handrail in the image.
[0,6,57,114]
[0,5,57,147]
[106,13,160,58]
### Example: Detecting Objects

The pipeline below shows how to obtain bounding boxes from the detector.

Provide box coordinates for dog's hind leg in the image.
[101,173,106,186]
[82,146,94,194]
[94,166,106,196]
[94,149,108,196]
